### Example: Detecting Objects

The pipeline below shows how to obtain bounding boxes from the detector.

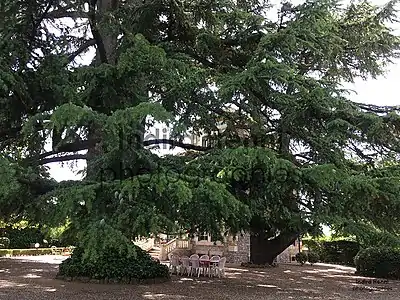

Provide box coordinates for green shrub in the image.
[295,252,307,265]
[58,245,169,282]
[354,247,400,279]
[0,237,10,248]
[307,251,319,265]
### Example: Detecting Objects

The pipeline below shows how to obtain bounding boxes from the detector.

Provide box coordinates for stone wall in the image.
[170,248,192,258]
[225,232,250,264]
[193,244,224,256]
[276,248,290,263]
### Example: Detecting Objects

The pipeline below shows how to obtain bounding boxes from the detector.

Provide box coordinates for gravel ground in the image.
[0,256,399,299]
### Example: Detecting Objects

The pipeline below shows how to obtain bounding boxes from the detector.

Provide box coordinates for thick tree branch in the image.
[40,154,87,165]
[357,103,400,113]
[68,39,97,62]
[36,138,210,165]
[143,139,210,151]
[39,140,93,160]
[348,141,376,163]
[17,176,58,195]
[34,0,55,32]
[88,0,108,64]
[45,9,88,19]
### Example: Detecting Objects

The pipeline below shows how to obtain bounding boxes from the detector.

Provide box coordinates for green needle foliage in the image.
[1,0,400,270]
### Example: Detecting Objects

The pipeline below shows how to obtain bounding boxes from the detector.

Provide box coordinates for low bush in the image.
[0,248,53,256]
[307,251,319,265]
[57,245,170,283]
[295,252,307,265]
[354,247,400,279]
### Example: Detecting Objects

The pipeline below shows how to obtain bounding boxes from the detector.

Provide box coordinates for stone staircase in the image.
[148,246,161,261]
[134,237,191,261]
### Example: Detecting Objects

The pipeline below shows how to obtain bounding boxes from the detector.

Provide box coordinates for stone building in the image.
[151,231,301,264]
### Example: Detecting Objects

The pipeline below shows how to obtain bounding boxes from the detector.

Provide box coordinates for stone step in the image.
[146,246,161,261]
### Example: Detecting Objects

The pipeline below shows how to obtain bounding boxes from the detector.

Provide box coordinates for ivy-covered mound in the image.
[57,245,169,284]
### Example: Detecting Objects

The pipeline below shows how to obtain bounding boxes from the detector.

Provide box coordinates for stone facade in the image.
[276,240,301,263]
[171,232,251,264]
[160,231,301,264]
[175,233,300,264]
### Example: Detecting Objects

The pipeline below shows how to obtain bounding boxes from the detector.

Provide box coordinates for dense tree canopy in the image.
[1,0,400,264]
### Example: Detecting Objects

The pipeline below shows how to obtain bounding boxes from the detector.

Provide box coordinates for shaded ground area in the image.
[0,256,399,299]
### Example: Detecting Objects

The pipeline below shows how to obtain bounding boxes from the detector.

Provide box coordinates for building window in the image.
[199,232,210,242]
[202,136,208,147]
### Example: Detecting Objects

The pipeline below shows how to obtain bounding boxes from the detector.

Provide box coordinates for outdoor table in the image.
[179,258,219,266]
[170,256,217,276]
[199,258,210,267]
[177,257,220,277]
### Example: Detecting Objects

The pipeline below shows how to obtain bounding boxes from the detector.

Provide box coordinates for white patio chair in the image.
[199,254,210,277]
[189,254,200,277]
[180,256,191,276]
[189,254,199,260]
[209,255,220,277]
[169,254,180,275]
[216,257,226,278]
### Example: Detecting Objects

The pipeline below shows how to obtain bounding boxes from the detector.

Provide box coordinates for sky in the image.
[47,0,400,182]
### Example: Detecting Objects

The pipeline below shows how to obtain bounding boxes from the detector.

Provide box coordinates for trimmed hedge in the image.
[0,248,58,256]
[1,227,44,249]
[320,240,360,265]
[303,239,360,266]
[354,247,400,279]
[57,245,170,283]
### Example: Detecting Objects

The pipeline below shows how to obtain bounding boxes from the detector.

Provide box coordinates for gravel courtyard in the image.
[0,256,399,299]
